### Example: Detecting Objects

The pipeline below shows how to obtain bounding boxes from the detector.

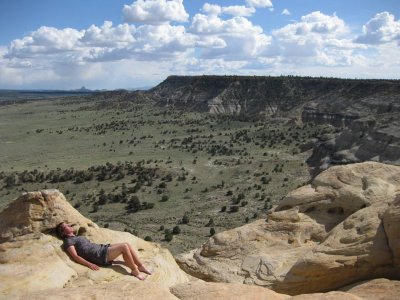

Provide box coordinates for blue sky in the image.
[0,0,399,89]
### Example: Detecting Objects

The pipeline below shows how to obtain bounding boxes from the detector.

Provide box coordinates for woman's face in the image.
[60,223,74,236]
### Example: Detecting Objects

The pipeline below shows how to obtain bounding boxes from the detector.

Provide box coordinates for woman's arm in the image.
[66,245,100,270]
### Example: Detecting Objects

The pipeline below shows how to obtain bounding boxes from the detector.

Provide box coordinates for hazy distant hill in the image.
[0,89,94,102]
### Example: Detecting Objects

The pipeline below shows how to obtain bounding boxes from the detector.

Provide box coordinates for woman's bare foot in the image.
[131,271,146,281]
[138,265,152,275]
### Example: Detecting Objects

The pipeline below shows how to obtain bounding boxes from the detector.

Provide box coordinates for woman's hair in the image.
[56,222,66,239]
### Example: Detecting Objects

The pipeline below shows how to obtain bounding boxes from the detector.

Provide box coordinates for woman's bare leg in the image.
[126,244,152,275]
[107,243,145,280]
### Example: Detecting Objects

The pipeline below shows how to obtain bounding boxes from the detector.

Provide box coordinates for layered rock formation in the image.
[307,115,400,176]
[149,76,400,118]
[177,162,400,295]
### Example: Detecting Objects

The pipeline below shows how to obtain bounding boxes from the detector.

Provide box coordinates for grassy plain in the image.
[0,94,334,254]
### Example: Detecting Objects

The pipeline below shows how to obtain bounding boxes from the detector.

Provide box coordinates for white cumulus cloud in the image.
[201,3,255,17]
[246,0,273,8]
[123,0,189,24]
[2,3,400,89]
[81,21,136,47]
[272,11,348,43]
[202,3,221,16]
[222,6,255,17]
[282,9,290,16]
[269,11,359,67]
[6,26,83,59]
[355,12,400,44]
[191,12,271,60]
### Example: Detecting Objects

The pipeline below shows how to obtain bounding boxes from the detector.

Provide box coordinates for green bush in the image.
[165,233,173,242]
[182,214,190,224]
[210,228,216,236]
[172,226,181,234]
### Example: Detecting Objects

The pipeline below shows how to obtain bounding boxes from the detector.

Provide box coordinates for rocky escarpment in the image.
[177,162,400,295]
[149,76,400,119]
[148,76,400,172]
[86,76,400,173]
[307,115,400,176]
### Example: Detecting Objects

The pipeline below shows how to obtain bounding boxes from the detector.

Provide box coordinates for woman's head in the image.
[56,222,74,239]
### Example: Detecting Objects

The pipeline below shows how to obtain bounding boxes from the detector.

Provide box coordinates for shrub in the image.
[229,206,239,213]
[172,226,181,234]
[126,196,141,212]
[165,233,173,242]
[182,214,190,224]
[210,228,216,236]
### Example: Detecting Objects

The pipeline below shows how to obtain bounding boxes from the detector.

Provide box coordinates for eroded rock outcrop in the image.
[150,76,400,118]
[177,162,400,295]
[307,116,400,176]
[0,190,189,298]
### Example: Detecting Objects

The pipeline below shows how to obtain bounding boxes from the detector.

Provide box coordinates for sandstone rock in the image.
[281,204,393,294]
[20,280,179,300]
[342,278,400,300]
[0,190,189,298]
[177,162,400,295]
[178,212,325,284]
[170,281,289,300]
[383,195,400,267]
[290,291,362,300]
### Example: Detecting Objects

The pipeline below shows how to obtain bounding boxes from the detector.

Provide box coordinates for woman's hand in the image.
[88,263,100,270]
[67,245,100,271]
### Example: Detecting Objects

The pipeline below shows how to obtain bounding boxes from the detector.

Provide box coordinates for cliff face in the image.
[149,76,400,120]
[306,114,400,176]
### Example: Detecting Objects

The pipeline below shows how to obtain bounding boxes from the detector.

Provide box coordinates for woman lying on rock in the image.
[56,222,152,280]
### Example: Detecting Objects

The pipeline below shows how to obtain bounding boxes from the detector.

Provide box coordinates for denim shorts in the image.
[91,243,111,266]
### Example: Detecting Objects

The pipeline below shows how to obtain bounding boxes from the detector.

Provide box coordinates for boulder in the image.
[0,190,189,298]
[177,162,400,295]
[342,278,400,300]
